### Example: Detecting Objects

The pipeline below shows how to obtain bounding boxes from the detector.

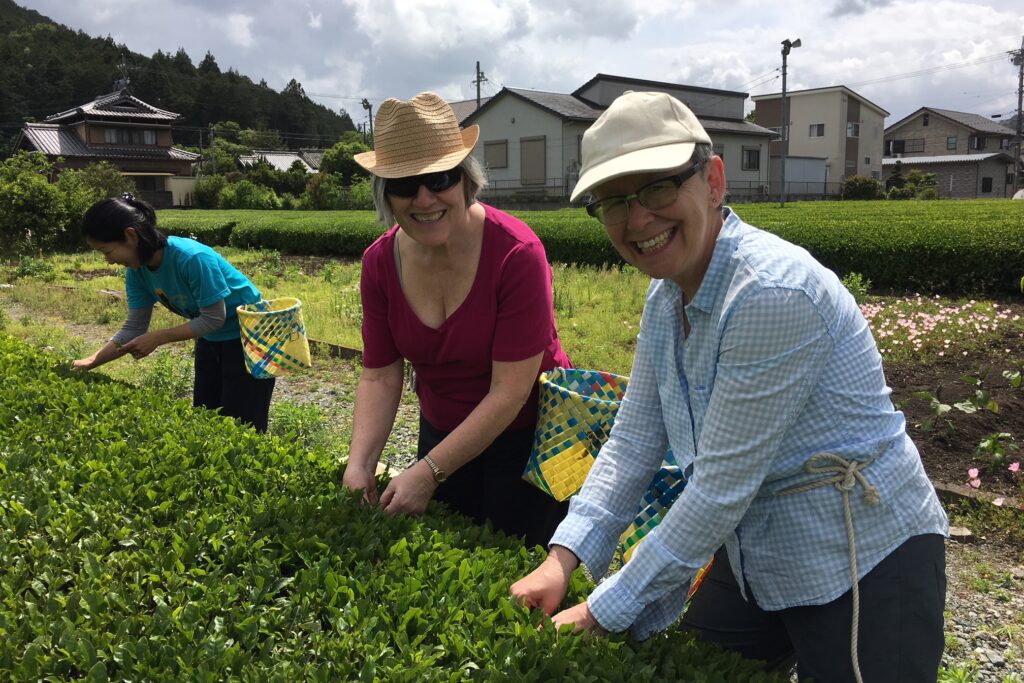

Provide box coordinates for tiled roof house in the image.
[14,88,200,207]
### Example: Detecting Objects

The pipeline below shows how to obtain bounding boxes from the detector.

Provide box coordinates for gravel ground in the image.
[2,292,1022,680]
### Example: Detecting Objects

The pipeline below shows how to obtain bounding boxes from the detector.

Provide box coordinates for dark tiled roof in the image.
[573,73,746,99]
[46,89,180,123]
[505,88,604,121]
[449,98,491,124]
[299,148,326,170]
[927,108,1014,135]
[20,123,199,161]
[702,118,777,136]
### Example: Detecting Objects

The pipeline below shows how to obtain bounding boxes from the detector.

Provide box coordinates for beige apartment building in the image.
[753,85,888,194]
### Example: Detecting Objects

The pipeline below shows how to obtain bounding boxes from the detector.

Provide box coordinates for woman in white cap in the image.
[342,92,572,547]
[512,91,947,682]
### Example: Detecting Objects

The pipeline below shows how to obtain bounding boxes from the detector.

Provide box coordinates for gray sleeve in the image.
[187,300,227,338]
[111,306,154,346]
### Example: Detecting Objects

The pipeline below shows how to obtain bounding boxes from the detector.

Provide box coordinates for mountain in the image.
[0,0,355,155]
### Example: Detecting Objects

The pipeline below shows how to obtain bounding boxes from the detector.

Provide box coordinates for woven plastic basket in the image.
[524,368,628,501]
[237,297,312,379]
[525,367,711,589]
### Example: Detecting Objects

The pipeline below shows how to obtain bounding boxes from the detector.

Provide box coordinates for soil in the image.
[887,327,1024,500]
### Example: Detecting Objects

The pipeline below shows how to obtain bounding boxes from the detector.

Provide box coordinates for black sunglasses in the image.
[384,167,463,198]
[585,161,704,226]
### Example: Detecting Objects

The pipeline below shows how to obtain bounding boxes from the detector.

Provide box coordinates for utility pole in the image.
[1011,36,1023,195]
[780,38,801,208]
[209,124,216,175]
[361,98,373,141]
[472,61,488,110]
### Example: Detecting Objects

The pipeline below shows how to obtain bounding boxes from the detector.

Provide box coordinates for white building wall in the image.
[470,97,566,190]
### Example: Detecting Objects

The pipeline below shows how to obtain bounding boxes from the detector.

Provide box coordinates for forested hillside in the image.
[0,0,355,156]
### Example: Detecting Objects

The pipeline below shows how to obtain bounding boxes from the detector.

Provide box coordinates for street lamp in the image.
[361,98,374,141]
[780,37,801,207]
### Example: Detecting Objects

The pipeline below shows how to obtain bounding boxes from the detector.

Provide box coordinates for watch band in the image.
[423,454,447,483]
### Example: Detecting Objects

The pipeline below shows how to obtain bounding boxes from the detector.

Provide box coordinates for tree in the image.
[197,51,220,75]
[239,127,284,150]
[0,152,76,255]
[320,140,372,184]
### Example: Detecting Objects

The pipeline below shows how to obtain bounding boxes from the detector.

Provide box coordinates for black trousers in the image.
[417,415,569,548]
[193,337,275,433]
[680,534,946,682]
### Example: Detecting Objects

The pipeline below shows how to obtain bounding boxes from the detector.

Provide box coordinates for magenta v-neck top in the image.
[360,203,571,432]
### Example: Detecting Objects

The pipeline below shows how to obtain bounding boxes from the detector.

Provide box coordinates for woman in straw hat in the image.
[342,92,571,547]
[512,91,947,682]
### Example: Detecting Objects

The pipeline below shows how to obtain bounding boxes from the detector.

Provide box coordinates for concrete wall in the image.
[882,158,1013,198]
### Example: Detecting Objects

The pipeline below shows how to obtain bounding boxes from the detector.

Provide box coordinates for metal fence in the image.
[478,177,846,207]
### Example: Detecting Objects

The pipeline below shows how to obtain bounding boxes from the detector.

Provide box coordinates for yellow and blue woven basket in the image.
[236,297,312,379]
[525,367,710,592]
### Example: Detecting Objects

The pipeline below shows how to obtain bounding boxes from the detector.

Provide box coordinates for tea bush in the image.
[0,336,782,682]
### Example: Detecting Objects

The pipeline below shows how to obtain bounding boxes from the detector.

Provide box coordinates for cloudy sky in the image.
[17,0,1024,128]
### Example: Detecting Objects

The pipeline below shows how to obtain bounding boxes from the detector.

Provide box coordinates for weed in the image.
[12,256,57,282]
[139,350,193,400]
[938,663,979,683]
[1004,360,1023,390]
[975,432,1018,470]
[956,373,1000,414]
[841,271,873,304]
[912,389,954,433]
[269,400,332,452]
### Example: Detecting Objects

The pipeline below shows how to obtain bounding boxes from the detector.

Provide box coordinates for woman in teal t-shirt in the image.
[72,195,275,432]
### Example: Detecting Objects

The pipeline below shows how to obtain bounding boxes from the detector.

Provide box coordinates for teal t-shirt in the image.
[125,236,261,342]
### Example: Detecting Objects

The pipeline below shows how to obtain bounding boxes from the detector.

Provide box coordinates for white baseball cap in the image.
[570,91,712,202]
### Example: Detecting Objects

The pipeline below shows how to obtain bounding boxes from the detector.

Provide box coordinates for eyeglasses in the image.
[585,161,705,226]
[384,167,463,198]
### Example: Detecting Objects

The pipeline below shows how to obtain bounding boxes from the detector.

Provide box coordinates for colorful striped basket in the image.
[525,367,711,593]
[525,368,627,501]
[236,298,312,379]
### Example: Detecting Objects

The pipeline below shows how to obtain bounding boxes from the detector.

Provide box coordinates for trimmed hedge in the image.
[0,336,782,682]
[158,200,1024,294]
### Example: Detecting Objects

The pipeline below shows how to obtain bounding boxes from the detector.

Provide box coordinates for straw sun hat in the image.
[353,92,480,179]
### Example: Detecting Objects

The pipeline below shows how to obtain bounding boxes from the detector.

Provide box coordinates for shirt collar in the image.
[687,207,741,314]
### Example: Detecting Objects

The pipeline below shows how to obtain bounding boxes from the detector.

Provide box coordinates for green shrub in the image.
[0,152,76,255]
[840,175,884,200]
[303,172,348,210]
[219,180,281,210]
[0,335,783,682]
[840,271,872,304]
[194,174,228,209]
[887,186,915,200]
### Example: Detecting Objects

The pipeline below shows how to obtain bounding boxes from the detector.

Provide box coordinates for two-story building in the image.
[458,74,775,205]
[752,85,888,197]
[882,107,1016,198]
[14,88,199,207]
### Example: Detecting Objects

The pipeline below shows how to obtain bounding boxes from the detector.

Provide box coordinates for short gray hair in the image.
[371,155,488,226]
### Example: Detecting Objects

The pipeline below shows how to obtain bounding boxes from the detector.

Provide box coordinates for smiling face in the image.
[86,227,141,269]
[593,156,726,298]
[388,176,469,248]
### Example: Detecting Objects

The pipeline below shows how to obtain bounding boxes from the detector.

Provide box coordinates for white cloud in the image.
[308,10,322,29]
[225,13,255,48]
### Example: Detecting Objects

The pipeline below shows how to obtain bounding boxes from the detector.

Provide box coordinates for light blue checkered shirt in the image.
[550,208,948,640]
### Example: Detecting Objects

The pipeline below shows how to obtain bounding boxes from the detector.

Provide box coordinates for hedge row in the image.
[0,336,781,682]
[158,200,1024,295]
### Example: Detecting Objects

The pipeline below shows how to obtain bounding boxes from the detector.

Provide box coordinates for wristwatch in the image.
[423,454,447,483]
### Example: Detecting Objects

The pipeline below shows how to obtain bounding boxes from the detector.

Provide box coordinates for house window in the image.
[871,171,881,180]
[483,140,508,169]
[741,147,760,171]
[713,144,725,161]
[886,139,904,156]
[809,124,825,137]
[923,114,930,126]
[104,128,157,145]
[845,159,856,169]
[905,138,925,153]
[847,122,860,138]
[864,157,871,165]
[1000,138,1011,150]
[946,136,957,151]
[981,177,993,193]
[969,136,985,151]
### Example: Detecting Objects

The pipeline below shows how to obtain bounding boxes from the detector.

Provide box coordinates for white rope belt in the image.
[776,447,885,683]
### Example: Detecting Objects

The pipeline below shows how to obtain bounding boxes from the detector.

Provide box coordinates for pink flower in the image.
[1009,462,1021,474]
[967,468,981,489]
